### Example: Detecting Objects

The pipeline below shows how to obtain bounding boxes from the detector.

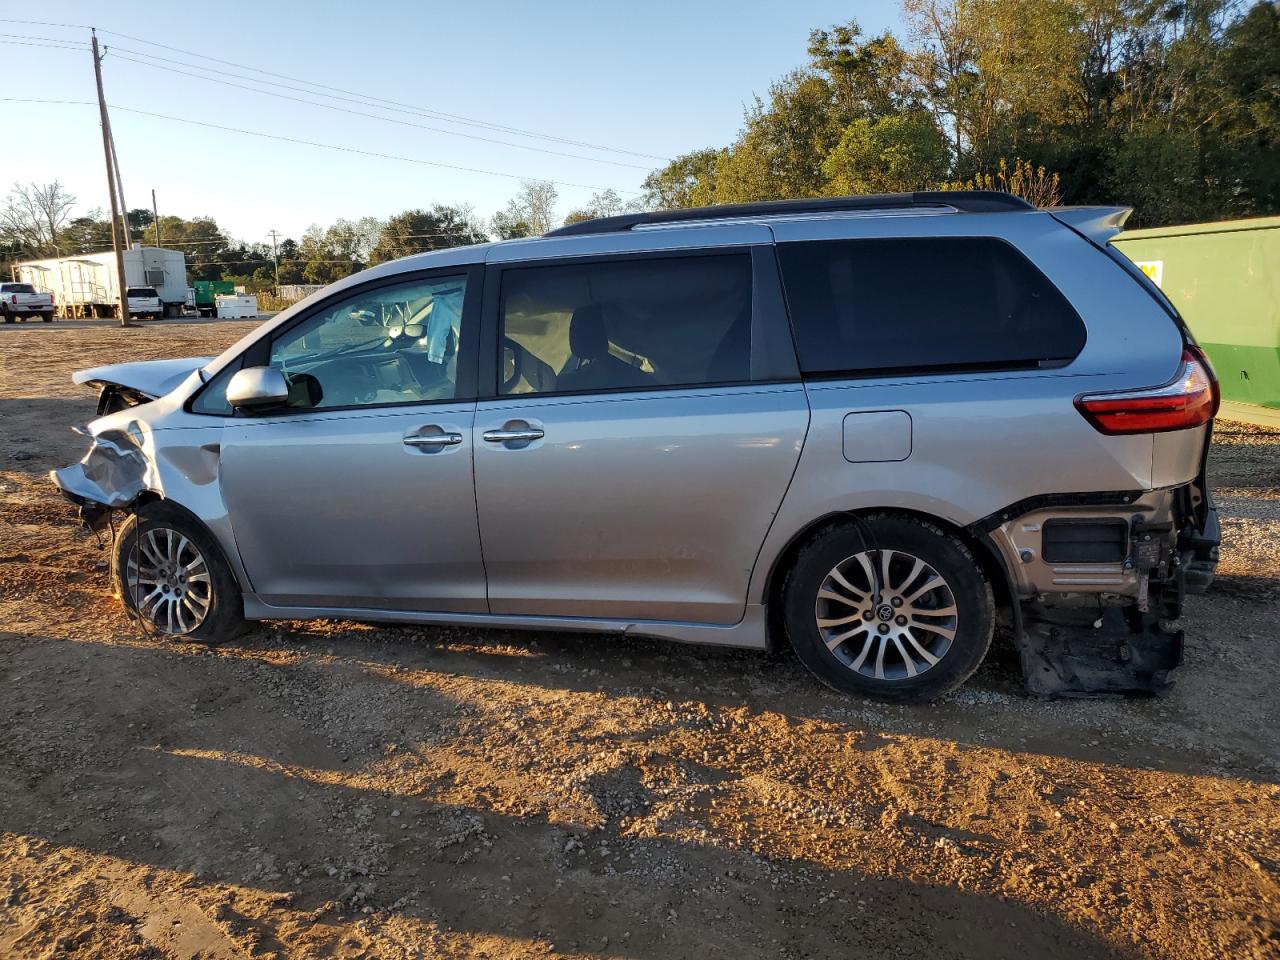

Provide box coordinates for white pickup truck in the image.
[126,286,163,320]
[0,282,54,323]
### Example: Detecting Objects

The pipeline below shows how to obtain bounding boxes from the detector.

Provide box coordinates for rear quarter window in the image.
[777,237,1086,376]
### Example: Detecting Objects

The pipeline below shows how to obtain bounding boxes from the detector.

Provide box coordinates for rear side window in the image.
[777,237,1085,376]
[499,253,752,396]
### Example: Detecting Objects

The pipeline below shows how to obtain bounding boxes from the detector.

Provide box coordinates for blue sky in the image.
[1,1,901,244]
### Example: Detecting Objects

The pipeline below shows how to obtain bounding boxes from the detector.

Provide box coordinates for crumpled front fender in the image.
[50,426,160,510]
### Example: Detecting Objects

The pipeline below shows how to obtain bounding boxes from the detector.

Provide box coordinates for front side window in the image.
[267,274,468,409]
[499,253,753,396]
[778,237,1086,376]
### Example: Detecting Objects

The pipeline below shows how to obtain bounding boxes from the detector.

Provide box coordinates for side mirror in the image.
[226,366,290,411]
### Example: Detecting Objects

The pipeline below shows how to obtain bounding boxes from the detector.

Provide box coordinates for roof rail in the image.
[544,190,1033,238]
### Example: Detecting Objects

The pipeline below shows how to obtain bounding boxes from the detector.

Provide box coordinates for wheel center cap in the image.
[876,603,895,622]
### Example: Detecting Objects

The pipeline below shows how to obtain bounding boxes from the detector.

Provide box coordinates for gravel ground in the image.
[1,318,1277,960]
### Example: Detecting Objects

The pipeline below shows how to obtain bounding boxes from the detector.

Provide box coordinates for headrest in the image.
[569,303,608,360]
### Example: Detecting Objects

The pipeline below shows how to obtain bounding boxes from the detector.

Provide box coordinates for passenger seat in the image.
[556,304,653,391]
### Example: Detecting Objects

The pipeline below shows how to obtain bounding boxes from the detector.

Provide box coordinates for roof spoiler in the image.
[1048,206,1133,244]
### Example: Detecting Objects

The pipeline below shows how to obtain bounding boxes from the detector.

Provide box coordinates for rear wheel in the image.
[782,515,994,703]
[111,501,246,643]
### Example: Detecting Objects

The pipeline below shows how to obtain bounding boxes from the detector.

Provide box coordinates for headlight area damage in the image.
[50,425,160,528]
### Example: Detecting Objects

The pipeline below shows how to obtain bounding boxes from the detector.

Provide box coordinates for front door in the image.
[220,268,487,612]
[473,248,809,624]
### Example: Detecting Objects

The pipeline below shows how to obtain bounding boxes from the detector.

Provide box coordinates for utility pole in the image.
[152,189,160,246]
[268,229,281,293]
[92,30,130,327]
[108,123,132,250]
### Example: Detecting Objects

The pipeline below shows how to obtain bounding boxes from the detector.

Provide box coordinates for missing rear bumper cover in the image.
[1018,604,1183,698]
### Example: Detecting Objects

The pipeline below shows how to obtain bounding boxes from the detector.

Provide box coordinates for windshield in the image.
[2,283,35,294]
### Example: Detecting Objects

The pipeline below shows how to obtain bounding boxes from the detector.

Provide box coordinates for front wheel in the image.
[111,501,246,643]
[782,515,994,703]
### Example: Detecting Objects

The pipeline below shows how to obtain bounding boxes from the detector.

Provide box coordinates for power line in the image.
[0,30,82,43]
[7,38,580,168]
[0,17,90,29]
[0,38,82,51]
[97,41,665,164]
[0,98,639,195]
[0,16,668,162]
[96,26,669,162]
[100,50,654,171]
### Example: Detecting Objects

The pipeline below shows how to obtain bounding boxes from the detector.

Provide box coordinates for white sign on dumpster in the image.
[215,294,258,319]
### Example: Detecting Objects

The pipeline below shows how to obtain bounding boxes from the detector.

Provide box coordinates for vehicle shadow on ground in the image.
[220,615,1274,785]
[0,633,1134,959]
[1209,572,1280,604]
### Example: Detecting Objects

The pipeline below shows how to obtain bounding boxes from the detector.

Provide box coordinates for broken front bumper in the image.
[50,428,155,518]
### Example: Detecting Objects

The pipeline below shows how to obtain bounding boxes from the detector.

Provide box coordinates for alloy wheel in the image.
[123,526,213,635]
[814,548,959,681]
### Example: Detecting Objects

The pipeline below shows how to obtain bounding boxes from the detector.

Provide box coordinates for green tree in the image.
[1208,1,1280,214]
[634,1,1279,224]
[492,180,558,237]
[640,148,722,209]
[490,210,533,239]
[297,224,357,284]
[822,112,950,194]
[58,212,114,255]
[562,188,626,225]
[808,22,920,124]
[369,205,488,264]
[715,71,840,204]
[125,207,154,243]
[275,238,303,284]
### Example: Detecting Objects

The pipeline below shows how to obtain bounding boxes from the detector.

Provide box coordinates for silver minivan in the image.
[53,192,1220,702]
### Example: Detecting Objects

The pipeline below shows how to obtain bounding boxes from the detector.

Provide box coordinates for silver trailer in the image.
[17,247,189,318]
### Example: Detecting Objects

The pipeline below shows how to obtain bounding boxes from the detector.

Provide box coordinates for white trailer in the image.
[17,247,190,319]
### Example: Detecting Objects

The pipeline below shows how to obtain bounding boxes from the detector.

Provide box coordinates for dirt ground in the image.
[1,317,1277,960]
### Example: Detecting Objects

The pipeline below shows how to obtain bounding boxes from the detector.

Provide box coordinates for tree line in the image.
[0,184,485,290]
[0,178,641,289]
[640,0,1278,225]
[3,0,1275,285]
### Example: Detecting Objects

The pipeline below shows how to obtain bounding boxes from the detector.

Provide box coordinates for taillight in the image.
[9,295,15,304]
[1075,347,1219,435]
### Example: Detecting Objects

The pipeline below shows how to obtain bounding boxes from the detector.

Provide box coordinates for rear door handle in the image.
[483,428,544,443]
[403,431,463,447]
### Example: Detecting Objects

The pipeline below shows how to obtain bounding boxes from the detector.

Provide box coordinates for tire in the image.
[782,515,994,703]
[111,501,246,643]
[41,312,52,323]
[2,313,12,324]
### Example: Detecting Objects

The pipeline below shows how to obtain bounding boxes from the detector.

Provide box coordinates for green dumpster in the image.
[1111,216,1280,426]
[192,279,236,318]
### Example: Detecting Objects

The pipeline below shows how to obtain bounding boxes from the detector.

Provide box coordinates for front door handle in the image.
[483,428,544,443]
[403,432,463,447]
